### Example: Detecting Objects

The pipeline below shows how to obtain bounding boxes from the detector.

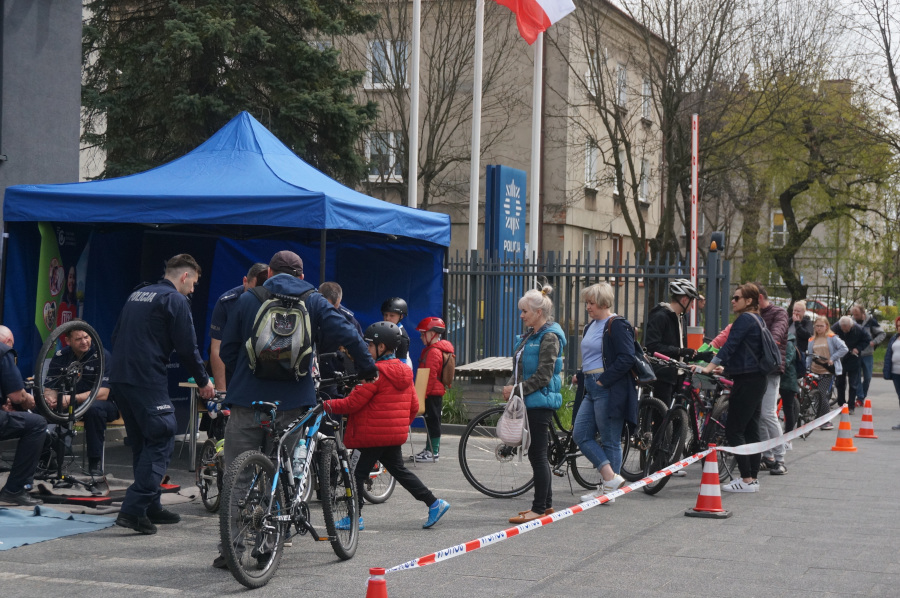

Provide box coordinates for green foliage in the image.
[440,386,468,425]
[556,383,577,431]
[879,305,898,323]
[82,0,378,182]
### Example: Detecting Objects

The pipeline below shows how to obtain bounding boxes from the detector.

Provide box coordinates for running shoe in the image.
[335,516,364,531]
[423,499,450,528]
[414,449,439,463]
[722,479,759,493]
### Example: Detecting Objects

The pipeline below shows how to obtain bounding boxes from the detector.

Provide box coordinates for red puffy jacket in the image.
[418,339,455,397]
[323,358,418,448]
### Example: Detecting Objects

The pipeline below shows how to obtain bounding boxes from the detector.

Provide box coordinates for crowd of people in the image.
[3,252,899,566]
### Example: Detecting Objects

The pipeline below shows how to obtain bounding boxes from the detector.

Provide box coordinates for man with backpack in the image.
[756,285,789,475]
[214,250,376,568]
[413,317,455,463]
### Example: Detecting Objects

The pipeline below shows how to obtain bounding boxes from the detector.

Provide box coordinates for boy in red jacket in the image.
[323,321,450,531]
[414,317,456,462]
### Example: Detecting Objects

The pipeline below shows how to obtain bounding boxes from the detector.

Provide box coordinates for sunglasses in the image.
[731,295,743,302]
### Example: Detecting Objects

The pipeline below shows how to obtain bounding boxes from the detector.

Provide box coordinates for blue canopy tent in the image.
[2,111,451,381]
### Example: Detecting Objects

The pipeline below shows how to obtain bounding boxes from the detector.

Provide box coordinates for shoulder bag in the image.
[496,383,530,457]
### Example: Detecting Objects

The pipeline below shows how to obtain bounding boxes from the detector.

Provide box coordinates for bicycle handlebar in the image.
[651,352,733,387]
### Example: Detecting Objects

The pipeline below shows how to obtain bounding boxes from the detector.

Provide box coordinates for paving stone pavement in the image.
[2,378,899,597]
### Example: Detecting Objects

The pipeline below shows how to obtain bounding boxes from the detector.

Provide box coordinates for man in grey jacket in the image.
[756,285,789,475]
[850,304,885,407]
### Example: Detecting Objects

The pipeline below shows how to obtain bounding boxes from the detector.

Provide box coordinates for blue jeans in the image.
[573,374,624,474]
[859,354,874,399]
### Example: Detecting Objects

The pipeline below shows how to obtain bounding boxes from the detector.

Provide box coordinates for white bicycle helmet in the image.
[669,278,699,300]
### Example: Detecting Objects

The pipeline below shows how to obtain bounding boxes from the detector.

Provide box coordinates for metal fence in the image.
[444,251,731,378]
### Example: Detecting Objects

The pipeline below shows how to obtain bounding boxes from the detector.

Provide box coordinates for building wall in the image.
[0,1,82,208]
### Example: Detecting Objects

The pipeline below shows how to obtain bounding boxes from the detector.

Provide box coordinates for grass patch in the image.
[440,386,469,425]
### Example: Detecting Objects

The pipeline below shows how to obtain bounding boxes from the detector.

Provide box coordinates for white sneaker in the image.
[722,479,759,493]
[784,441,793,451]
[673,470,687,477]
[602,474,626,492]
[414,449,438,463]
[579,488,604,502]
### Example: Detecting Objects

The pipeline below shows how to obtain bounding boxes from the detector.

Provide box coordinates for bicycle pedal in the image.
[551,468,566,477]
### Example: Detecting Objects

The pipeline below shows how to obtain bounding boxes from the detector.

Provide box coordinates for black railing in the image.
[444,251,731,378]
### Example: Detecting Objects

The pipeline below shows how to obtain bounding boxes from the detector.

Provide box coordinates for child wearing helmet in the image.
[323,321,450,530]
[413,317,456,463]
[381,297,412,367]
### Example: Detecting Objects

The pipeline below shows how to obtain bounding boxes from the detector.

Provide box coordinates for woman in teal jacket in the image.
[503,286,566,524]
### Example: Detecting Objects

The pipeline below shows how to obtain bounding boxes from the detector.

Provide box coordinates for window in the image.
[584,142,599,189]
[616,63,627,107]
[771,210,786,248]
[309,40,333,51]
[642,78,652,120]
[583,232,596,259]
[366,131,402,181]
[639,159,650,202]
[367,40,408,89]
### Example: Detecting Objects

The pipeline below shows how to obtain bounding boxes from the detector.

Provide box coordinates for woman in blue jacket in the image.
[502,286,566,524]
[574,282,638,503]
[882,316,900,430]
[696,283,768,493]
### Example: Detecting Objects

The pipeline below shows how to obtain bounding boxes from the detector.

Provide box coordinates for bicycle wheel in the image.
[318,439,359,560]
[708,399,737,481]
[196,439,221,512]
[642,408,688,495]
[620,396,667,482]
[34,320,104,424]
[458,406,534,498]
[360,461,396,504]
[219,450,285,589]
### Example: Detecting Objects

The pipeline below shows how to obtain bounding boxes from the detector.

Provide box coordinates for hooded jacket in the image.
[419,339,455,397]
[644,302,687,383]
[323,357,418,448]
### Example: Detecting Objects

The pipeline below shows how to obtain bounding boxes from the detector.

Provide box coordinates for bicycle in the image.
[638,353,735,494]
[796,358,836,437]
[618,386,668,482]
[458,399,602,498]
[195,392,229,513]
[218,377,360,588]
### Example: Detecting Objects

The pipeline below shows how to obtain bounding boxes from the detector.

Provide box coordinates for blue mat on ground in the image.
[0,505,115,550]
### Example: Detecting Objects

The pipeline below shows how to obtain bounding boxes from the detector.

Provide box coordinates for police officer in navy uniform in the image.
[44,322,116,476]
[318,282,364,397]
[208,262,268,392]
[0,325,46,506]
[110,254,215,535]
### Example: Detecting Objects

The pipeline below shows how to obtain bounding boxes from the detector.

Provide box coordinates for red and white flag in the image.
[494,0,576,44]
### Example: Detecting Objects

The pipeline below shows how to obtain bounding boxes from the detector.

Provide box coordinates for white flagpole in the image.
[468,0,485,251]
[407,0,422,208]
[528,33,543,258]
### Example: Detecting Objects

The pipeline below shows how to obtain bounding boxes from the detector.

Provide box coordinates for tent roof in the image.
[3,112,450,247]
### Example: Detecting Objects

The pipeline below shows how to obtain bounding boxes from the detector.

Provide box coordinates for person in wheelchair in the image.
[43,321,116,477]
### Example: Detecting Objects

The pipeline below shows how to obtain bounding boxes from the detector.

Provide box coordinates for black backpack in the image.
[750,314,782,375]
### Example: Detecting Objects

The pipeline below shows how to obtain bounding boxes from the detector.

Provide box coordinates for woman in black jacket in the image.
[696,283,768,493]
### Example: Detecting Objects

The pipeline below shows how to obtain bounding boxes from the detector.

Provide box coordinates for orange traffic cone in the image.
[855,398,878,439]
[365,568,388,598]
[685,445,732,519]
[831,405,858,452]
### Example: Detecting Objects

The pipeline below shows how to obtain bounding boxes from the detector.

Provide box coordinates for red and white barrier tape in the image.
[384,447,714,573]
[383,405,844,574]
[715,407,842,456]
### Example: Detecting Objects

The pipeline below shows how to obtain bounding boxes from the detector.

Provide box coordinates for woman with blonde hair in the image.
[503,285,567,524]
[573,282,638,503]
[807,315,847,431]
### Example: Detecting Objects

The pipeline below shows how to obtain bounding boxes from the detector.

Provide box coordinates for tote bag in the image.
[497,383,531,455]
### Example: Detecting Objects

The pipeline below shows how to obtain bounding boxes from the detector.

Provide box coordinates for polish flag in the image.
[494,0,576,44]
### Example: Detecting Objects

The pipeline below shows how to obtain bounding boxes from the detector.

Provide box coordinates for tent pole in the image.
[319,229,327,284]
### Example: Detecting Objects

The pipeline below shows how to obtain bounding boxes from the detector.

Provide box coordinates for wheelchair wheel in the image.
[34,320,105,425]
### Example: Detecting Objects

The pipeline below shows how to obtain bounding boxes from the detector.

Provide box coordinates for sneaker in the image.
[414,449,438,463]
[603,474,626,492]
[579,488,604,502]
[769,462,787,475]
[759,457,776,471]
[849,410,855,415]
[892,423,900,431]
[0,488,42,507]
[335,516,364,531]
[212,554,229,569]
[856,399,864,408]
[115,512,158,535]
[673,469,688,477]
[423,499,450,528]
[721,479,759,493]
[784,441,793,451]
[820,422,835,431]
[147,507,181,524]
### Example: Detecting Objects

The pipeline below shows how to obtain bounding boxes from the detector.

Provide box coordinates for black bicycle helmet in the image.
[668,278,699,300]
[364,321,403,351]
[380,297,408,319]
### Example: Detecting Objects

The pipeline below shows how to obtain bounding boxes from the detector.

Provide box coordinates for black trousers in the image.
[836,357,861,408]
[353,445,436,515]
[725,373,766,480]
[527,408,554,514]
[422,394,443,443]
[0,411,46,493]
[780,388,797,432]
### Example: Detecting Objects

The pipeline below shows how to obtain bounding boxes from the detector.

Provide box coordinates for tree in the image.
[346,0,524,211]
[82,0,378,182]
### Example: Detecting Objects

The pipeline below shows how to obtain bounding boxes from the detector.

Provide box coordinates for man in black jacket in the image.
[644,279,700,404]
[832,316,871,415]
